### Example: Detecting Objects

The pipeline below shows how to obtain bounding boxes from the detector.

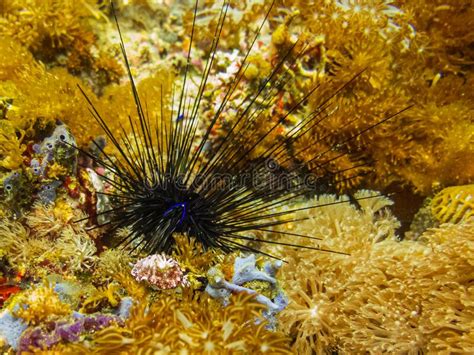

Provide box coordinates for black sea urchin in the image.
[77,1,409,258]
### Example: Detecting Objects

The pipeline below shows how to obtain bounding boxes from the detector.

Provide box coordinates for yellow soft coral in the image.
[274,190,473,353]
[431,184,474,224]
[0,119,26,170]
[0,0,122,79]
[0,203,96,276]
[70,291,290,354]
[13,284,71,325]
[172,234,223,288]
[279,267,341,353]
[252,0,474,195]
[80,283,122,313]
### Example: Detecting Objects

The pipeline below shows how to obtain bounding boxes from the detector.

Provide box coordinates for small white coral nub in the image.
[131,254,188,290]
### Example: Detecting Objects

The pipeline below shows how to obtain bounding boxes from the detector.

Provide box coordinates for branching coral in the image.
[206,254,288,330]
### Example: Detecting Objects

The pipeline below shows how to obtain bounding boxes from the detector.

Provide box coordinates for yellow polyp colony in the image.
[53,292,290,354]
[0,0,473,353]
[260,191,473,353]
[13,284,71,325]
[0,37,101,146]
[0,120,26,171]
[256,0,474,195]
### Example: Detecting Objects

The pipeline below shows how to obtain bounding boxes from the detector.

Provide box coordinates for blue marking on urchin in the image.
[163,201,188,225]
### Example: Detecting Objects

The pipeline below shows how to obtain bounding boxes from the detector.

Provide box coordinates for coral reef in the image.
[0,0,473,353]
[196,0,473,195]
